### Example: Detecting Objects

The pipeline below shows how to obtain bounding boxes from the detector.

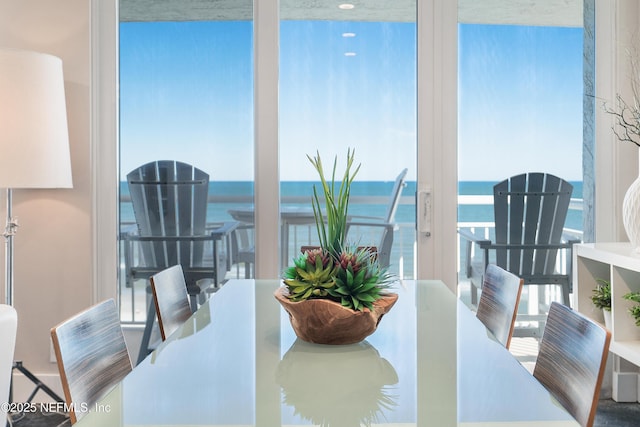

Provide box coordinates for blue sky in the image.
[119,20,583,182]
[458,24,583,181]
[119,21,254,182]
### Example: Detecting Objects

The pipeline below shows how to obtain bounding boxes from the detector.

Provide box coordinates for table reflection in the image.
[276,339,398,426]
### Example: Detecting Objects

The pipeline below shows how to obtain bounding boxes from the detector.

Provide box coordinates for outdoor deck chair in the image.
[345,168,408,268]
[122,160,238,363]
[459,172,580,337]
[228,168,408,274]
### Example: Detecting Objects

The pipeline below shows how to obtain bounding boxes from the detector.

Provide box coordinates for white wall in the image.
[595,0,640,243]
[0,0,91,400]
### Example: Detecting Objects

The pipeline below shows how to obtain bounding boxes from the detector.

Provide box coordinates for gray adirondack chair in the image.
[122,160,237,363]
[459,172,580,336]
[345,168,408,269]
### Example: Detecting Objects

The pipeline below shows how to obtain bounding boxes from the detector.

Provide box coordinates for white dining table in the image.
[74,279,579,426]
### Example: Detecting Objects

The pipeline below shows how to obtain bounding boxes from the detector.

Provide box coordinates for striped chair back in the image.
[493,172,573,283]
[127,160,209,271]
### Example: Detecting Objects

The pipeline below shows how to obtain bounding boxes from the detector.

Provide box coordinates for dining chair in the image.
[0,304,17,425]
[150,264,193,341]
[124,160,238,363]
[475,264,523,349]
[533,301,611,427]
[51,299,132,424]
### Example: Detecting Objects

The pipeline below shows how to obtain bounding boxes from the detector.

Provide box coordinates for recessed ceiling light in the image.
[342,32,356,38]
[344,52,357,57]
[338,4,355,10]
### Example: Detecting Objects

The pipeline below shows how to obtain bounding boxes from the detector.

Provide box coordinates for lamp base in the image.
[11,361,63,403]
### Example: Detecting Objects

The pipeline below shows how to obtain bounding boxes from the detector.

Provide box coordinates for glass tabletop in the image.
[75,279,578,426]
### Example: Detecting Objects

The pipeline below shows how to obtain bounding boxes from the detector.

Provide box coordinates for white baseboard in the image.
[11,370,63,403]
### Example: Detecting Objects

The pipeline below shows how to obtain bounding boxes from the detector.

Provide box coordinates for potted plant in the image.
[623,291,640,327]
[591,278,611,328]
[275,149,398,345]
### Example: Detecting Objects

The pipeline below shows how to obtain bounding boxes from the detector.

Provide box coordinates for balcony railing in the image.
[118,193,583,323]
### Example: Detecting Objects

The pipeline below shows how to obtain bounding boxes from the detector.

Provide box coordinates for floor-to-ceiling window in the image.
[112,0,458,323]
[118,4,254,322]
[456,2,585,317]
[278,3,418,279]
[457,23,584,239]
[115,1,587,323]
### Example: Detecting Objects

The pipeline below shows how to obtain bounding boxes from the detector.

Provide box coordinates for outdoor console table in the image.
[228,207,316,268]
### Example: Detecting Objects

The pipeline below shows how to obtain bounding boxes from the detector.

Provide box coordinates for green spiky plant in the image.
[307,148,360,259]
[281,149,395,311]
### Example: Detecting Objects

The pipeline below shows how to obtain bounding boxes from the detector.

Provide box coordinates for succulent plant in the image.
[281,149,395,311]
[283,248,337,301]
[327,247,393,311]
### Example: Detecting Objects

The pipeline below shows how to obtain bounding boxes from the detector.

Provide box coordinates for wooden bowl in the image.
[274,286,398,345]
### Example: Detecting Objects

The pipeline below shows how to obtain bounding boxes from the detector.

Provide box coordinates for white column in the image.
[416,0,459,289]
[254,0,281,279]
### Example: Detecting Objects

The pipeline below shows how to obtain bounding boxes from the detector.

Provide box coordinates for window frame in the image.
[91,0,460,304]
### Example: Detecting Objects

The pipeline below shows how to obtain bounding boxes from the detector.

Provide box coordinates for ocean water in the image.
[458,181,583,231]
[120,180,583,231]
[120,180,412,224]
[120,180,583,278]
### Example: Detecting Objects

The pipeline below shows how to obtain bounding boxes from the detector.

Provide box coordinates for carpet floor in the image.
[594,399,640,426]
[7,410,70,427]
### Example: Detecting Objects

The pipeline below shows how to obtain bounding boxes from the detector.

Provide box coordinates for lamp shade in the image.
[0,48,72,188]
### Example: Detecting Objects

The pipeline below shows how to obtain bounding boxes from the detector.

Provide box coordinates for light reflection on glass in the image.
[277,339,398,426]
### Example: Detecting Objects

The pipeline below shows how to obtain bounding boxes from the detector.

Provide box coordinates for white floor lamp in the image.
[0,48,73,402]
